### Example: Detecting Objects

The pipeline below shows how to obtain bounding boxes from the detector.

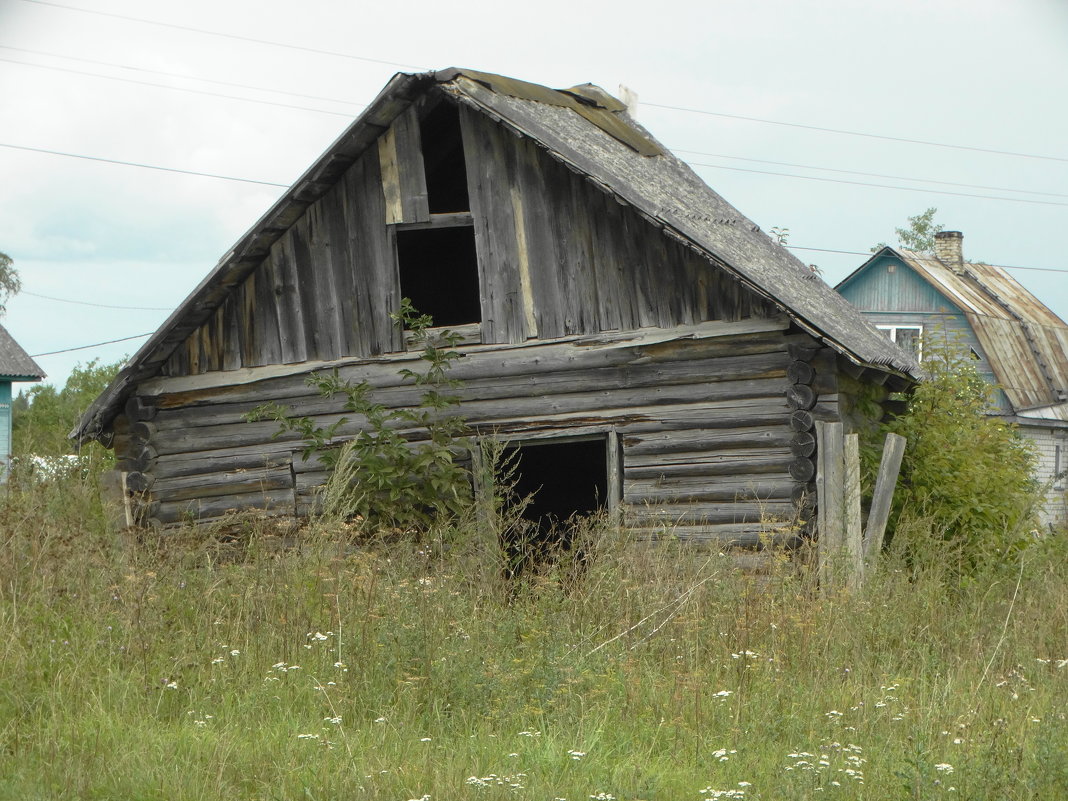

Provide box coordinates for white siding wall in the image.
[1018,424,1068,529]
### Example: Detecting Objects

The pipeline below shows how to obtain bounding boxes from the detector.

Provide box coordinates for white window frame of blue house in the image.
[876,324,923,361]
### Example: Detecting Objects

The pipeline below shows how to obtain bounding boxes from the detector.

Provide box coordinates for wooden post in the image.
[816,421,844,590]
[844,433,864,588]
[864,432,906,561]
[817,422,864,591]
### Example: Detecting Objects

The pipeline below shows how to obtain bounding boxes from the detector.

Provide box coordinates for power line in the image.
[0,142,290,187]
[19,0,425,71]
[786,245,1068,274]
[688,160,1068,209]
[673,149,1068,200]
[0,56,355,118]
[647,101,1068,165]
[22,290,172,311]
[0,44,364,107]
[31,332,151,358]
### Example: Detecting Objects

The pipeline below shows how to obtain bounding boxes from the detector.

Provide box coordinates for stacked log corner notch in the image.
[786,342,819,532]
[116,395,160,526]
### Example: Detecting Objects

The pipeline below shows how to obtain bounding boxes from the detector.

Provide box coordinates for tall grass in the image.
[2,475,1066,800]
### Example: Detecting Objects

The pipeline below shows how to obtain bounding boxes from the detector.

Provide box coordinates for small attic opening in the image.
[396,226,481,326]
[420,100,470,213]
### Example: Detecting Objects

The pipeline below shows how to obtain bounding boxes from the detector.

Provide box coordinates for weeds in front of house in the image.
[2,476,1067,800]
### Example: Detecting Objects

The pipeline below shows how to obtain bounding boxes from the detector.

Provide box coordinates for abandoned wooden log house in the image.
[73,68,920,544]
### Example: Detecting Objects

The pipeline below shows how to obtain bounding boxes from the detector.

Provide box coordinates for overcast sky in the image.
[2,0,1067,393]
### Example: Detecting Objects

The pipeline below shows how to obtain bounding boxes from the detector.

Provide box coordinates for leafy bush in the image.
[248,300,471,534]
[881,333,1039,570]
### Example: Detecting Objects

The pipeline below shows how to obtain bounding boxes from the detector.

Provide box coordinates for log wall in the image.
[122,319,842,544]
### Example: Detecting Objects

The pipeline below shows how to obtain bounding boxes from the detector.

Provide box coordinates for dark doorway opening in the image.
[501,437,609,579]
[420,100,470,214]
[396,226,481,327]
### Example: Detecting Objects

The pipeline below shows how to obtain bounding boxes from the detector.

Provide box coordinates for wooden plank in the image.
[309,184,349,361]
[155,488,296,526]
[459,106,526,344]
[816,421,845,590]
[393,105,430,223]
[395,212,472,231]
[153,464,293,502]
[624,476,796,503]
[349,148,402,355]
[154,448,292,480]
[270,229,308,364]
[378,125,404,224]
[844,432,864,588]
[625,501,797,525]
[553,165,599,335]
[864,432,906,561]
[331,159,365,357]
[251,252,283,366]
[512,134,564,338]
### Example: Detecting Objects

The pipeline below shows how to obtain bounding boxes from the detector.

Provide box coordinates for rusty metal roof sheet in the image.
[73,68,919,442]
[892,248,1068,419]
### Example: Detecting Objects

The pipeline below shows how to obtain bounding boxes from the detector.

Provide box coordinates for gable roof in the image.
[73,68,920,442]
[0,324,45,382]
[840,246,1068,420]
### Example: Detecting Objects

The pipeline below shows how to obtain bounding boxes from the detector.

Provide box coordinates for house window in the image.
[876,325,923,360]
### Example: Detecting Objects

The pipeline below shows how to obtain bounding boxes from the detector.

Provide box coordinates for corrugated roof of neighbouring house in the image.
[844,246,1068,420]
[72,68,920,442]
[0,323,45,381]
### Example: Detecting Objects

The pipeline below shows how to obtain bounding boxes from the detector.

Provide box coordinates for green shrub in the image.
[882,333,1039,571]
[248,299,471,534]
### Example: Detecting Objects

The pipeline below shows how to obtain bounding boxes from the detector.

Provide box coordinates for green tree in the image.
[13,359,122,457]
[0,251,22,315]
[873,207,944,253]
[880,332,1039,572]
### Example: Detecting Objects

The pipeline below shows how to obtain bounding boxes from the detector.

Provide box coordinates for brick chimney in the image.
[934,230,965,274]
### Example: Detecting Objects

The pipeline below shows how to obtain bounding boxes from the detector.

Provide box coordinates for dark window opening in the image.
[420,100,470,213]
[500,436,609,580]
[507,438,608,530]
[397,226,481,327]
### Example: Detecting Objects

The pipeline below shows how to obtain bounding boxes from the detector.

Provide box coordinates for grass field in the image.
[2,474,1066,800]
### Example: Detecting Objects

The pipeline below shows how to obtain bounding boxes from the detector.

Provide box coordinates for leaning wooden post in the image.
[843,433,864,588]
[816,421,845,591]
[863,433,906,562]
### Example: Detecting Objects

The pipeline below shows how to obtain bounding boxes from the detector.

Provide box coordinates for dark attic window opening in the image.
[505,437,609,532]
[396,226,481,327]
[420,100,471,214]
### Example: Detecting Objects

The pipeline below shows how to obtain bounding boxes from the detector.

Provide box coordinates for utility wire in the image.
[18,0,1064,168]
[0,44,364,107]
[19,0,425,71]
[0,142,290,187]
[31,332,152,358]
[689,161,1068,209]
[674,149,1068,200]
[0,56,355,118]
[784,245,1068,274]
[647,101,1068,165]
[22,290,172,311]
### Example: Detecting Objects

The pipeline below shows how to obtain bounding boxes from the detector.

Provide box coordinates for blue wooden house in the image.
[0,323,45,480]
[837,231,1068,528]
